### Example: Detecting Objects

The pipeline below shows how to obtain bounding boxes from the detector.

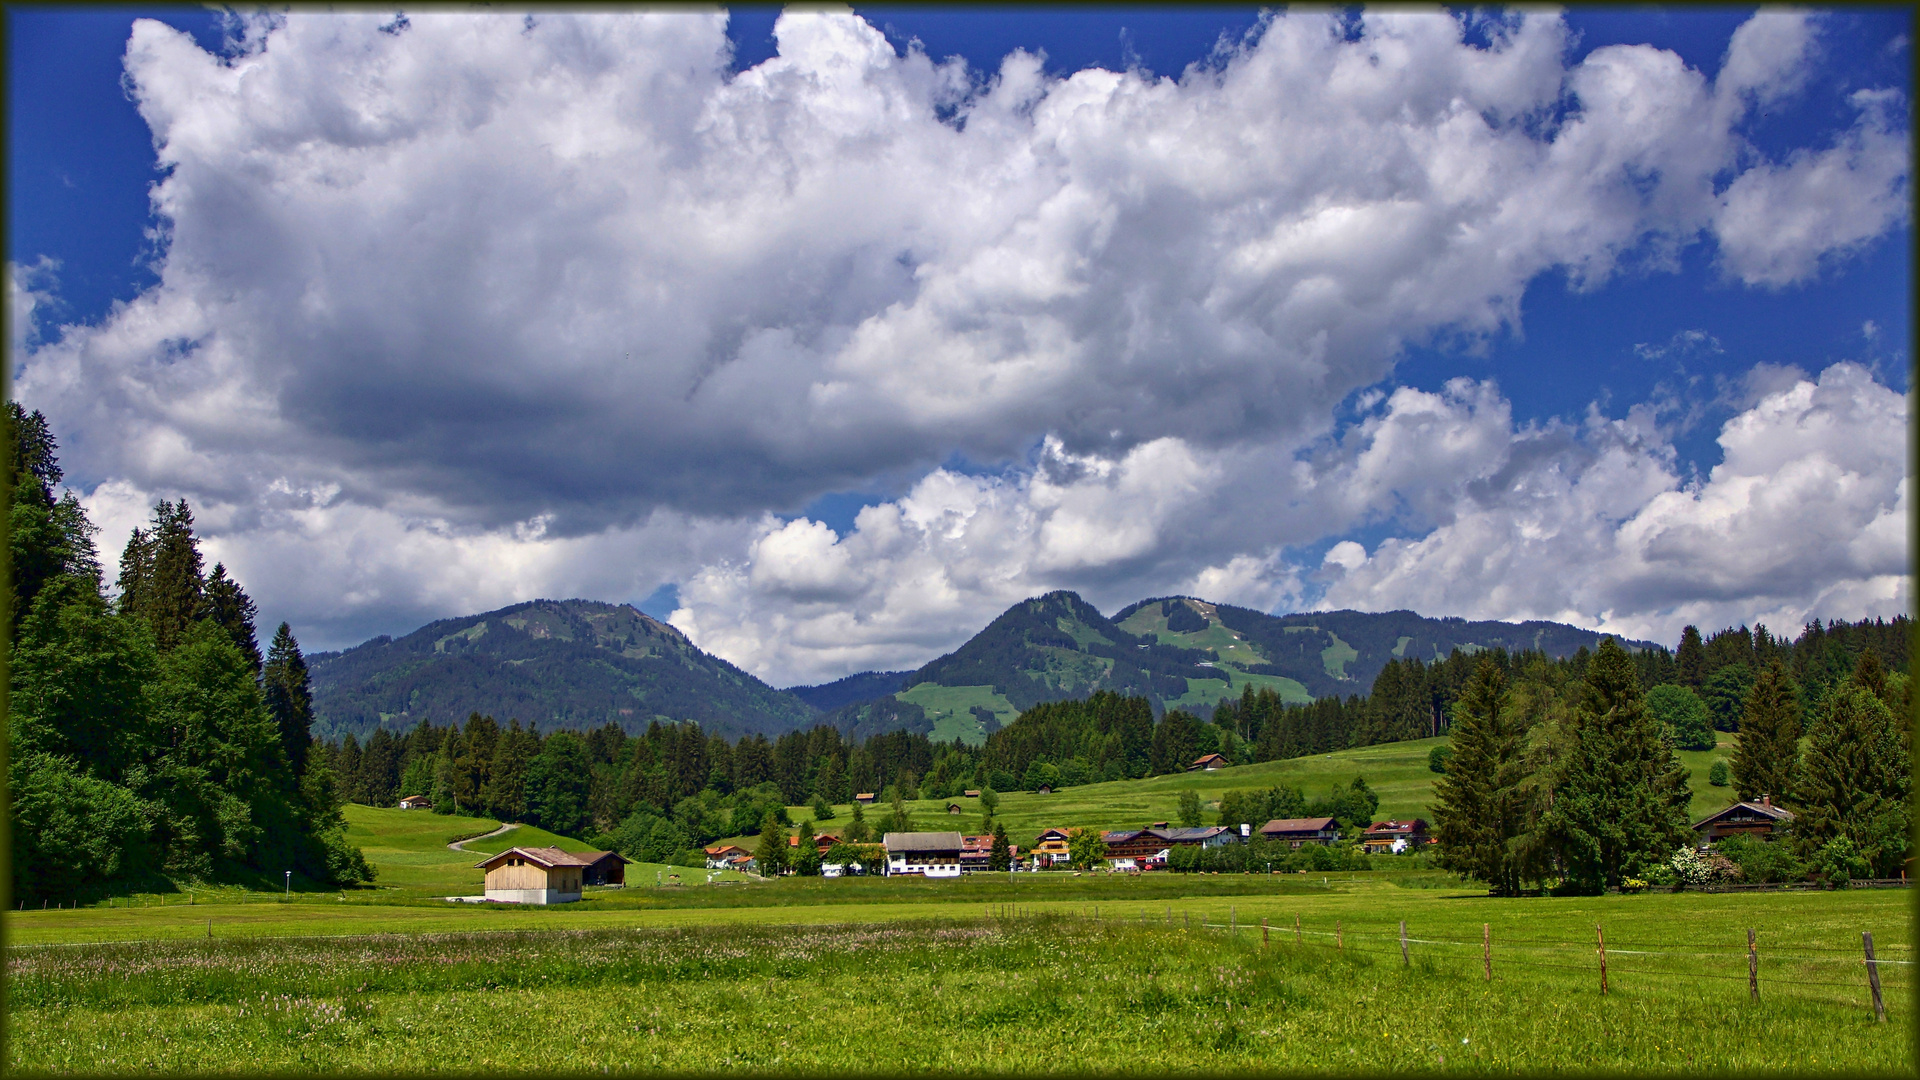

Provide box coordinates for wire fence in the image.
[1043,905,1911,1020]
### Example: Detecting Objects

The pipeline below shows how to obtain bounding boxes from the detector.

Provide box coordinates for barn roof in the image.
[884,831,964,853]
[1691,800,1795,830]
[473,846,597,870]
[1260,817,1338,833]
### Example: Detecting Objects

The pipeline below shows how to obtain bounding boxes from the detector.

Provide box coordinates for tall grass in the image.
[8,914,1907,1073]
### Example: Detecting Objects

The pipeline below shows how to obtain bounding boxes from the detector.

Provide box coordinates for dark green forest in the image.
[6,406,369,904]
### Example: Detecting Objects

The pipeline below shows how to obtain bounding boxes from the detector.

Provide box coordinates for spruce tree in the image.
[988,821,1011,871]
[1541,639,1693,892]
[262,623,313,778]
[1431,657,1534,895]
[793,818,822,876]
[123,500,205,651]
[1730,660,1800,804]
[1794,663,1910,875]
[1675,625,1707,688]
[756,816,789,877]
[200,563,263,673]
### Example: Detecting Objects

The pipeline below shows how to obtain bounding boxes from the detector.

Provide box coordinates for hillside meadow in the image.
[7,881,1909,1073]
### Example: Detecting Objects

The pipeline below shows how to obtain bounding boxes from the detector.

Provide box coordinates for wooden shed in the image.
[473,846,595,904]
[581,850,630,886]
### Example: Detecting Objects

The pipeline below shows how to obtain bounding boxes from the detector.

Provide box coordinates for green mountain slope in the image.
[309,599,818,742]
[1114,597,1659,700]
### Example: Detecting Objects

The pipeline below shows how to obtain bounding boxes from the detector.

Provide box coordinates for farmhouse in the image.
[1260,817,1341,848]
[1188,753,1229,771]
[959,834,1020,872]
[1361,819,1430,854]
[1030,827,1073,867]
[398,794,431,810]
[1163,825,1240,848]
[787,832,839,855]
[884,831,964,877]
[704,844,750,869]
[1692,796,1794,845]
[473,846,600,904]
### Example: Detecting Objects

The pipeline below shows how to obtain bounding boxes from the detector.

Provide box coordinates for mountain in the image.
[855,593,1662,747]
[785,670,912,712]
[308,599,818,742]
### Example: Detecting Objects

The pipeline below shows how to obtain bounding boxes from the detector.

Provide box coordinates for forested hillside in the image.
[308,599,819,743]
[6,405,369,904]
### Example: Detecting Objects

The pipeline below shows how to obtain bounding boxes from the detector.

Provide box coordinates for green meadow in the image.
[8,880,1909,1073]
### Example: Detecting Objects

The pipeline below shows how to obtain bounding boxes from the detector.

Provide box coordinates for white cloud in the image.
[1319,362,1910,645]
[10,9,1909,672]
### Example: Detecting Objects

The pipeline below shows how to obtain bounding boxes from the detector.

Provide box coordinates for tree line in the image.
[1431,637,1909,895]
[7,406,369,904]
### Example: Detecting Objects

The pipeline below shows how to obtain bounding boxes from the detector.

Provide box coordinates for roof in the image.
[705,844,749,856]
[581,849,631,867]
[1261,817,1338,834]
[1191,753,1228,765]
[963,789,982,797]
[854,792,876,799]
[884,831,965,853]
[474,846,597,870]
[1033,827,1072,843]
[1692,801,1795,830]
[1363,819,1429,836]
[1162,826,1229,843]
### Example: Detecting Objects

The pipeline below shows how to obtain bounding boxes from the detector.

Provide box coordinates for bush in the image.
[1620,877,1649,893]
[1810,837,1871,887]
[1715,834,1806,884]
[1427,745,1452,774]
[1707,759,1729,787]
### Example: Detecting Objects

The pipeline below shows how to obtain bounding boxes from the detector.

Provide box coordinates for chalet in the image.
[1030,827,1073,868]
[704,844,750,869]
[1188,753,1229,772]
[1361,819,1430,855]
[1260,817,1341,848]
[787,832,839,855]
[963,790,982,798]
[1102,829,1170,870]
[854,793,877,805]
[472,846,595,904]
[1692,796,1795,845]
[884,832,964,878]
[947,803,964,815]
[582,850,631,886]
[398,794,431,810]
[1162,825,1240,848]
[959,834,1021,872]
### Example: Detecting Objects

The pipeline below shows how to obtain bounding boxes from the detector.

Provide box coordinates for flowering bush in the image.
[1620,878,1649,893]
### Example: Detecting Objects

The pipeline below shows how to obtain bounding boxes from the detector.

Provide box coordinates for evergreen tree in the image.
[988,822,1011,871]
[122,500,206,652]
[1431,658,1535,895]
[526,731,592,836]
[793,818,822,876]
[756,816,790,877]
[1541,639,1693,892]
[1675,625,1707,688]
[1177,788,1203,827]
[843,801,870,843]
[199,563,262,673]
[1644,684,1716,751]
[1794,665,1910,876]
[262,623,314,778]
[1730,660,1801,804]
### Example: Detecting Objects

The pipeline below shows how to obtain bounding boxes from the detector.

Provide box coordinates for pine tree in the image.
[844,801,870,843]
[199,563,262,673]
[1541,639,1693,892]
[1675,625,1707,688]
[262,623,314,778]
[1431,658,1535,895]
[1794,661,1910,876]
[1730,660,1800,804]
[988,822,1011,871]
[756,816,789,877]
[793,818,822,876]
[122,500,206,652]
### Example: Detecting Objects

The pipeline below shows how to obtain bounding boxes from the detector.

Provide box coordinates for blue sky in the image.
[8,7,1911,684]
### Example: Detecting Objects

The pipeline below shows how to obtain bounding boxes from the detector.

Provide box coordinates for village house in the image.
[1260,817,1342,848]
[398,794,431,810]
[704,844,750,869]
[787,832,839,856]
[1188,753,1229,771]
[1361,819,1430,854]
[883,832,964,877]
[1102,828,1171,871]
[959,834,1020,872]
[1030,827,1073,868]
[472,846,606,904]
[1692,796,1795,845]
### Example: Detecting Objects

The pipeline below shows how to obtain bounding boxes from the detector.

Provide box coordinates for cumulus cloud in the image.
[10,8,1909,670]
[1319,362,1910,645]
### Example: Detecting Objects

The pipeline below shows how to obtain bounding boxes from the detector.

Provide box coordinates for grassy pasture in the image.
[8,884,1909,1073]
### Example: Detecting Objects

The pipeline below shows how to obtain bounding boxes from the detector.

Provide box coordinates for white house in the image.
[883,832,964,878]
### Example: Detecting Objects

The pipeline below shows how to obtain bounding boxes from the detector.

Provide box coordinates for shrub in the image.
[1715,834,1806,884]
[1620,877,1648,893]
[1707,759,1729,787]
[1810,837,1871,887]
[1427,745,1452,774]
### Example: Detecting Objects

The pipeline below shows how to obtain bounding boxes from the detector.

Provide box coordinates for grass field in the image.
[894,682,1018,745]
[8,880,1909,1073]
[785,731,1751,844]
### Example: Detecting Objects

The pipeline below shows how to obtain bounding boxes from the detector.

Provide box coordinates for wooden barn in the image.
[472,846,611,904]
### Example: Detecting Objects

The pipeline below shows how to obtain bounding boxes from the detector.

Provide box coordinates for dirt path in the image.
[447,822,519,852]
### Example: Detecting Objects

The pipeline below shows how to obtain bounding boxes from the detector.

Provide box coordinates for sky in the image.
[8,6,1912,687]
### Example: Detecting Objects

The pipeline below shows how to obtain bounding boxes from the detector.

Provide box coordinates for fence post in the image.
[1483,923,1491,982]
[1231,906,1237,937]
[1596,924,1608,996]
[1337,920,1344,951]
[1400,920,1410,967]
[1263,918,1269,947]
[1747,929,1758,1002]
[1864,932,1886,1022]
[1295,913,1302,945]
